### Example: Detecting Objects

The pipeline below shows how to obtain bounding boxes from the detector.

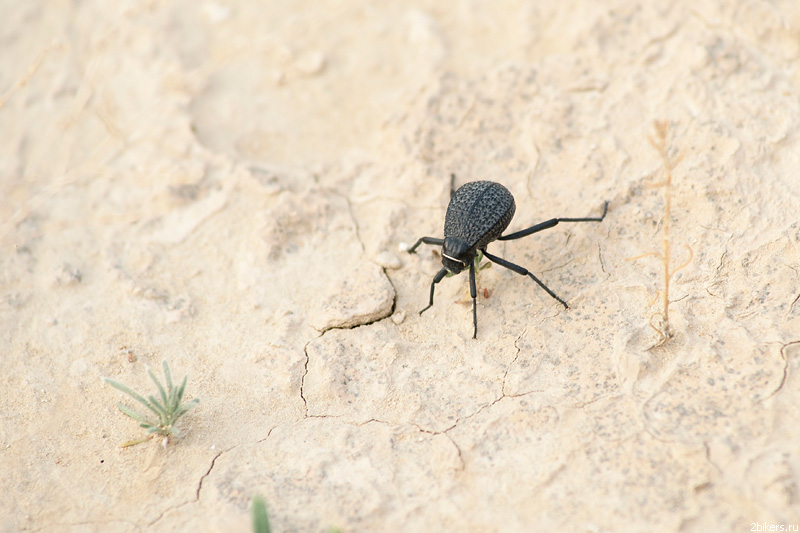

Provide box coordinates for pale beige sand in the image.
[2,1,800,531]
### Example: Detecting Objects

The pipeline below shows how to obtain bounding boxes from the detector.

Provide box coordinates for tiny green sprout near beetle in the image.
[251,496,272,533]
[408,174,608,339]
[104,359,199,447]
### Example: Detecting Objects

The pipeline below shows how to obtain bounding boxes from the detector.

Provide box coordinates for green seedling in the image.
[104,359,199,447]
[445,249,492,278]
[251,496,272,533]
[453,250,493,304]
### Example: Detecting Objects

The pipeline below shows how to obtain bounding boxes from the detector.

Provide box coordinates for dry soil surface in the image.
[2,1,800,532]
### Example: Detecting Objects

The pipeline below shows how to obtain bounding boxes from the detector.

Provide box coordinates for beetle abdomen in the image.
[444,181,516,249]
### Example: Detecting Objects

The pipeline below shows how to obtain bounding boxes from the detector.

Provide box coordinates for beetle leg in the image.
[498,201,609,241]
[469,261,478,339]
[419,267,448,315]
[450,173,457,198]
[408,236,445,253]
[482,250,569,309]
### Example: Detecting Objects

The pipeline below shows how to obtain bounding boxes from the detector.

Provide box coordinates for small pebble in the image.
[55,263,82,285]
[276,45,292,64]
[295,51,325,75]
[391,310,406,325]
[201,2,231,24]
[270,70,286,86]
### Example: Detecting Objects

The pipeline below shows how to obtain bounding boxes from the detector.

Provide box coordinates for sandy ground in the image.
[2,0,800,531]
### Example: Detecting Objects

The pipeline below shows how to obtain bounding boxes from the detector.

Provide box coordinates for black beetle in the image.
[408,175,608,338]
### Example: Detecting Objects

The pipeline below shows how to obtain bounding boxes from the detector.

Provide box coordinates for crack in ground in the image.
[300,336,359,420]
[318,190,399,335]
[373,331,552,470]
[380,265,399,317]
[571,394,617,409]
[407,383,555,471]
[412,389,548,471]
[539,256,577,275]
[195,456,221,500]
[316,296,396,335]
[790,292,800,316]
[196,447,232,500]
[443,432,465,470]
[337,190,366,254]
[144,445,236,528]
[296,329,544,473]
[597,243,607,274]
[702,440,723,475]
[759,340,798,403]
[257,425,278,443]
[355,418,392,427]
[300,341,311,416]
[410,422,466,471]
[41,520,139,532]
[311,263,398,334]
[502,331,525,396]
[149,429,277,528]
[147,502,184,526]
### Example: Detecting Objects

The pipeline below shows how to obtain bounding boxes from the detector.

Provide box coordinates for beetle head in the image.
[442,237,474,274]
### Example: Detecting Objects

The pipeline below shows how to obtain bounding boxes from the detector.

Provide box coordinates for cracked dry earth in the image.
[2,1,800,532]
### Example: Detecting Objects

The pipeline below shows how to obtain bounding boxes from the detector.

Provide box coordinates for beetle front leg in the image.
[419,267,448,315]
[469,262,478,339]
[408,236,445,254]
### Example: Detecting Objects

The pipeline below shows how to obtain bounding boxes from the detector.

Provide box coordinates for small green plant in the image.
[453,250,493,304]
[445,249,492,278]
[104,359,199,447]
[251,496,272,533]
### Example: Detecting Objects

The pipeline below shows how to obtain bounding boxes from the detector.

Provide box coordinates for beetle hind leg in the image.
[481,250,569,309]
[498,201,609,241]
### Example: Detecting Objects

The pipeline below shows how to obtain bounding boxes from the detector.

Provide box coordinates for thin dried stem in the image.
[0,42,66,110]
[629,121,692,342]
[651,121,674,329]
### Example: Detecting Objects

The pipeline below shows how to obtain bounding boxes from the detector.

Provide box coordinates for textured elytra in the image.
[444,181,516,249]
